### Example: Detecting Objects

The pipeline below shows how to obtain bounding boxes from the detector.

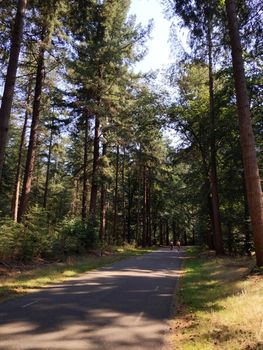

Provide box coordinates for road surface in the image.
[0,248,183,350]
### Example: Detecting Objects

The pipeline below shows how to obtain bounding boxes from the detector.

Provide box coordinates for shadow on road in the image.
[0,249,185,350]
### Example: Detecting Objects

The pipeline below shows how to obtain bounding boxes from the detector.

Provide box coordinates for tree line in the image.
[0,0,262,266]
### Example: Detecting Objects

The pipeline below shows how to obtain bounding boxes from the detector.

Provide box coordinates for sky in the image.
[128,0,185,147]
[128,0,172,72]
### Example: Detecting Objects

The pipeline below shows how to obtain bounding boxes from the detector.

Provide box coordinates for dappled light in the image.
[0,249,184,350]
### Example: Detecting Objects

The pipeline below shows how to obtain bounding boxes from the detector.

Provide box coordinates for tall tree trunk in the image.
[18,38,45,222]
[242,170,252,256]
[165,220,169,246]
[89,116,100,223]
[82,117,89,221]
[146,172,151,245]
[172,221,177,243]
[159,221,163,246]
[71,179,79,216]
[142,165,147,247]
[127,174,132,243]
[113,145,119,241]
[226,0,263,266]
[0,0,27,182]
[43,117,54,209]
[122,147,126,242]
[207,21,224,255]
[99,142,107,240]
[11,81,32,222]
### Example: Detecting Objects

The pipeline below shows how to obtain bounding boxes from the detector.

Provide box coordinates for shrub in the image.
[0,206,58,261]
[0,218,24,260]
[58,218,98,255]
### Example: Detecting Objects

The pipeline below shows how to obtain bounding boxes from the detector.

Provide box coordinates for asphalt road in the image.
[0,248,183,350]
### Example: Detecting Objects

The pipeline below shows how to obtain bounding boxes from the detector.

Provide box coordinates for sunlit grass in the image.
[170,249,263,350]
[0,245,154,302]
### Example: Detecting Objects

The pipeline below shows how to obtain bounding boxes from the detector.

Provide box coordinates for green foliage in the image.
[22,205,54,260]
[0,219,24,260]
[58,218,99,255]
[0,206,56,261]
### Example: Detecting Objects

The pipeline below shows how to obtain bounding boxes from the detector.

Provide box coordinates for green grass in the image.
[0,245,154,302]
[170,248,263,350]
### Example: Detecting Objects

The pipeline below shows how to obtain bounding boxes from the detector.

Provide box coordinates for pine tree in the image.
[225,0,263,266]
[0,0,27,182]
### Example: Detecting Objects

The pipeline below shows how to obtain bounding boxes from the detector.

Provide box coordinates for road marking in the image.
[135,311,144,323]
[22,299,41,308]
[154,286,159,291]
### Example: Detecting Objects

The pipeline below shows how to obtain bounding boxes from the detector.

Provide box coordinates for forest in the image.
[0,0,262,266]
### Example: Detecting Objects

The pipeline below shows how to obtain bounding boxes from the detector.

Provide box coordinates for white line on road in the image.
[22,299,41,308]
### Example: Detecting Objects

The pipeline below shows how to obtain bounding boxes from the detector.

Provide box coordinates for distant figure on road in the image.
[170,241,173,250]
[175,240,181,251]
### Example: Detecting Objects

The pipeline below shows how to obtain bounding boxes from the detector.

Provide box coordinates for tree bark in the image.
[225,0,263,266]
[159,221,163,246]
[99,142,107,240]
[0,0,27,182]
[172,221,177,243]
[207,21,224,255]
[142,165,147,247]
[89,116,101,223]
[43,117,54,209]
[82,117,89,221]
[127,173,132,243]
[146,171,151,245]
[18,37,45,222]
[165,220,169,246]
[122,147,126,242]
[11,81,32,222]
[113,145,119,241]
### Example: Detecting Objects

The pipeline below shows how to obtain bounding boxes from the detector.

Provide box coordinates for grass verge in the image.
[169,248,263,350]
[0,245,154,303]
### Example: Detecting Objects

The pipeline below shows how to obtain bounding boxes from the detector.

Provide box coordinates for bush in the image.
[58,218,98,255]
[0,219,24,260]
[0,206,57,261]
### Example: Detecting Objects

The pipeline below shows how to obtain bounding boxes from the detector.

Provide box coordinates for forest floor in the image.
[0,245,154,303]
[168,248,263,350]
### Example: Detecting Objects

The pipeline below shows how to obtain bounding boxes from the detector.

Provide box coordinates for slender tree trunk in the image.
[165,220,169,246]
[142,165,147,247]
[207,22,224,255]
[81,117,89,221]
[146,176,152,245]
[43,118,54,209]
[11,81,32,222]
[200,153,214,249]
[172,221,177,243]
[145,172,152,246]
[0,0,27,182]
[113,145,119,241]
[242,170,252,256]
[89,116,100,223]
[122,147,126,242]
[127,174,132,243]
[226,0,263,266]
[159,221,163,246]
[18,39,45,222]
[71,179,79,216]
[99,142,107,240]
